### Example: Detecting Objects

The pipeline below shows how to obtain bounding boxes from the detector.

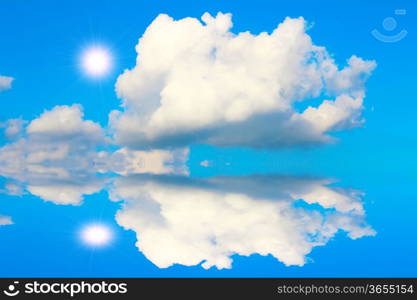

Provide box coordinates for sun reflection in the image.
[80,223,113,247]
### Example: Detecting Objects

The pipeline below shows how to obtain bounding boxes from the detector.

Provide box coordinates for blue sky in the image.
[0,0,416,277]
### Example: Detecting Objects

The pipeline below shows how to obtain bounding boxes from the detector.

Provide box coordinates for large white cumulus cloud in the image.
[110,175,375,269]
[112,13,375,149]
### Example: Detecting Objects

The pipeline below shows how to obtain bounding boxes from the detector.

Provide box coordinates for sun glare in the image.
[81,46,112,77]
[80,224,113,247]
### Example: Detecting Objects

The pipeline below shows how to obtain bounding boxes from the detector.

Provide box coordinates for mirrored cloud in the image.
[0,104,109,204]
[110,174,375,269]
[0,142,108,205]
[111,13,375,149]
[0,12,376,271]
[94,147,189,176]
[0,104,189,204]
[0,112,374,268]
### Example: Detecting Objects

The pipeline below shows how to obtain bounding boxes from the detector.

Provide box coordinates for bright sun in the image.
[81,47,112,77]
[81,224,113,247]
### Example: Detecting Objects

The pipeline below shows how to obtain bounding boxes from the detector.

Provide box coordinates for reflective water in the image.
[0,142,378,275]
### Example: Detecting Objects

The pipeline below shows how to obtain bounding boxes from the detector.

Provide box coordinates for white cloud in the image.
[0,104,108,204]
[0,101,374,266]
[292,93,365,133]
[200,160,211,167]
[322,56,376,94]
[0,75,13,92]
[95,147,189,176]
[0,105,106,174]
[0,104,189,204]
[26,178,105,205]
[0,181,24,196]
[110,175,375,269]
[290,183,365,214]
[0,137,106,204]
[111,13,375,149]
[0,215,13,226]
[27,104,105,143]
[2,118,27,140]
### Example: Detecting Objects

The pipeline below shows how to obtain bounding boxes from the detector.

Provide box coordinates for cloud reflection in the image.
[109,174,375,269]
[0,104,375,268]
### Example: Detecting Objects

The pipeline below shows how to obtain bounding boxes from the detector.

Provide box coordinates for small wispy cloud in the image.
[0,215,13,226]
[0,75,14,92]
[0,118,27,140]
[200,160,211,167]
